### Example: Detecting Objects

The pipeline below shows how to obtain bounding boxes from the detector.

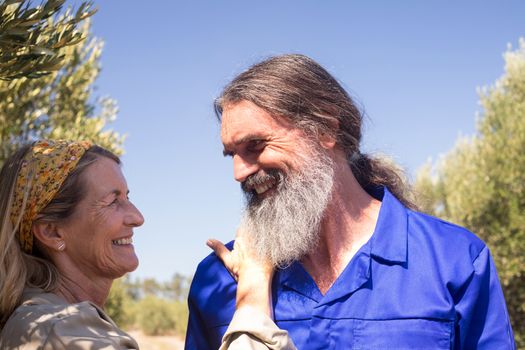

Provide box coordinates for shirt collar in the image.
[277,186,408,298]
[369,186,408,264]
[21,287,68,306]
[277,261,323,302]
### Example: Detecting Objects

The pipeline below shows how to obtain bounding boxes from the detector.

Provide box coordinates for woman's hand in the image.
[207,229,274,318]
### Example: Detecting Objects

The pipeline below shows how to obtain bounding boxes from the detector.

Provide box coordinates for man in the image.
[185,54,515,349]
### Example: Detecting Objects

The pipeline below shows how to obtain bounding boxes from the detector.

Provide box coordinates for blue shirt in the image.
[185,187,515,349]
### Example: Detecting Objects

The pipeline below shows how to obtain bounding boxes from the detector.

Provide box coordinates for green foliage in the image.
[136,296,176,336]
[105,277,136,329]
[163,273,192,301]
[142,277,162,296]
[0,16,123,166]
[0,0,95,80]
[415,38,525,347]
[171,298,189,336]
[105,274,190,337]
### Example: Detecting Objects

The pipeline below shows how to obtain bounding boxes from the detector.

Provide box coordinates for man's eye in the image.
[248,140,265,152]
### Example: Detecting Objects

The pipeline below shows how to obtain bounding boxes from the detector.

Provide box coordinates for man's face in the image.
[221,100,335,267]
[221,100,310,195]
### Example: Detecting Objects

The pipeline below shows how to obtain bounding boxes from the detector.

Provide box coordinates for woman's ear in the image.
[32,222,65,252]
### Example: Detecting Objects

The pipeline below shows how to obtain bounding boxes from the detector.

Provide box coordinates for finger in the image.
[207,239,231,261]
[207,239,238,282]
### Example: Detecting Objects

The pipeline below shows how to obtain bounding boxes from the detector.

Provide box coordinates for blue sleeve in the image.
[454,246,516,349]
[185,285,213,350]
[184,242,237,350]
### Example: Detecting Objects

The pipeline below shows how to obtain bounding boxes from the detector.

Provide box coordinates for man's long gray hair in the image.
[215,54,415,209]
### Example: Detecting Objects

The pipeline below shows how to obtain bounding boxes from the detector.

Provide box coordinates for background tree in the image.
[104,277,136,329]
[0,16,123,165]
[0,0,95,80]
[142,277,162,296]
[415,38,525,347]
[106,275,190,337]
[163,273,192,301]
[136,296,177,336]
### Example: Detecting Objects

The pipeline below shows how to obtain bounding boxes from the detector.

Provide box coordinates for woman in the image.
[0,140,143,349]
[0,139,292,349]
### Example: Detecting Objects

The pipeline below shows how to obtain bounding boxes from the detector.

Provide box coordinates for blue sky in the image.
[84,1,524,281]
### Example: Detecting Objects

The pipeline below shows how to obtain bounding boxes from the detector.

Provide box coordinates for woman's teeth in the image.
[112,237,133,245]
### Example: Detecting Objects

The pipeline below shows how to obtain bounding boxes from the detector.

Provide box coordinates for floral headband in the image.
[10,140,92,254]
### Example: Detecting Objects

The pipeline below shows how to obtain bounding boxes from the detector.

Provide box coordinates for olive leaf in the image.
[0,0,96,80]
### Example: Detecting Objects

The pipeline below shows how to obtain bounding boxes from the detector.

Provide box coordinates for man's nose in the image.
[233,155,259,183]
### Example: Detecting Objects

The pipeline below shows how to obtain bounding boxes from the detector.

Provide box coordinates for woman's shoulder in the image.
[0,288,138,349]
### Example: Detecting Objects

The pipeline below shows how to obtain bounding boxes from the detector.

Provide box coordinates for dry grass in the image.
[128,330,184,350]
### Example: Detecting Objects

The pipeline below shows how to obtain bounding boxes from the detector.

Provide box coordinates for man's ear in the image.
[319,132,337,150]
[318,117,339,150]
[32,222,64,252]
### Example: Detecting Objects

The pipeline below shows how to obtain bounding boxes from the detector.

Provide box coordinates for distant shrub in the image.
[105,274,190,337]
[105,278,136,329]
[171,301,189,337]
[137,296,176,335]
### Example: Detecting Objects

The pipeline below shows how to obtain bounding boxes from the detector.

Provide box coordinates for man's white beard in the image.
[240,146,334,268]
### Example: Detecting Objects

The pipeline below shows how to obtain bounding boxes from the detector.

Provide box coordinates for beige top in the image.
[220,306,297,350]
[0,288,138,350]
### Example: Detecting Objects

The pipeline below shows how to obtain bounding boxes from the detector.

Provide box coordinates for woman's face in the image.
[59,156,144,280]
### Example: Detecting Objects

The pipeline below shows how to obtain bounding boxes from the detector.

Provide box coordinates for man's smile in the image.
[242,169,282,196]
[253,177,277,195]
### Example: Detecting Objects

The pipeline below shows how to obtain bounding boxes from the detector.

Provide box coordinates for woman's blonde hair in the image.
[0,143,119,327]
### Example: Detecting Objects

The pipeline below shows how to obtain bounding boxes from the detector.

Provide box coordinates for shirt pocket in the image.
[352,318,453,350]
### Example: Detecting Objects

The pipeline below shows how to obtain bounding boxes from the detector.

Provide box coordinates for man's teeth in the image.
[112,237,133,245]
[255,182,274,194]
